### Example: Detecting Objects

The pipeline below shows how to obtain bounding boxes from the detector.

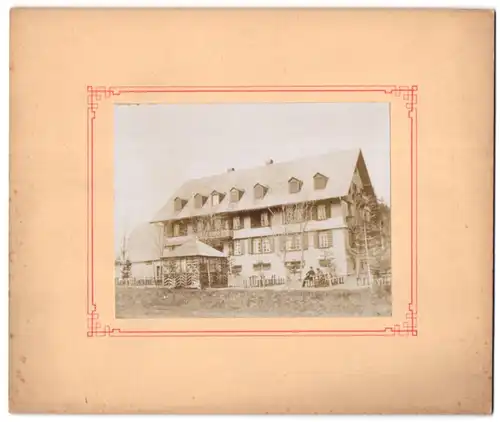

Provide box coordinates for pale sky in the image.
[114,102,390,254]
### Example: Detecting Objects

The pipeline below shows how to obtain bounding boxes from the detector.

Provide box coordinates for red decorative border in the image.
[86,85,418,337]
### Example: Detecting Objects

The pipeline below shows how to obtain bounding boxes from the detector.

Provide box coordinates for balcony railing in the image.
[198,228,234,239]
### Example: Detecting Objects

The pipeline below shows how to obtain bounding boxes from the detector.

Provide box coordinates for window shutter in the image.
[328,231,333,247]
[279,234,285,251]
[166,224,173,237]
[248,238,253,255]
[326,203,332,219]
[240,239,245,255]
[302,233,309,250]
[270,236,275,252]
[313,232,319,249]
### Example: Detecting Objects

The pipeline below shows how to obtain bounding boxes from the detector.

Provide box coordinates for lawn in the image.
[115,286,392,318]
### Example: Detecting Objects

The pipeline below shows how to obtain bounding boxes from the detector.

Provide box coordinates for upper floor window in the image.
[233,216,242,230]
[252,238,262,254]
[211,191,223,206]
[254,183,267,200]
[260,212,270,227]
[250,236,274,254]
[172,222,187,237]
[313,173,328,190]
[282,204,311,224]
[317,204,327,220]
[194,194,207,209]
[285,234,302,251]
[213,218,222,231]
[288,177,302,194]
[250,211,270,228]
[174,197,187,212]
[262,237,273,253]
[230,188,243,203]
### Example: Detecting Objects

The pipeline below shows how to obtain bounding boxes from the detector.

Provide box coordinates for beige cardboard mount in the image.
[9,9,493,414]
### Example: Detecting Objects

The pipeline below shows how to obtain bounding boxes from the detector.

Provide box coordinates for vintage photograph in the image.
[114,102,391,318]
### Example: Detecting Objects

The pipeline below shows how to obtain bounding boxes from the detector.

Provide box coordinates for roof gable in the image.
[288,177,303,194]
[254,183,268,199]
[313,172,327,179]
[313,172,329,190]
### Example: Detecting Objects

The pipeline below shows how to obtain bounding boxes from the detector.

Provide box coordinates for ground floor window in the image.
[233,239,242,255]
[285,260,304,274]
[231,265,243,275]
[319,258,332,268]
[253,262,271,271]
[317,230,333,248]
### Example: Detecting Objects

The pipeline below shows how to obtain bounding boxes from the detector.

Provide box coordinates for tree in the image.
[115,233,129,282]
[121,259,132,284]
[270,201,314,288]
[346,186,390,285]
[319,249,337,285]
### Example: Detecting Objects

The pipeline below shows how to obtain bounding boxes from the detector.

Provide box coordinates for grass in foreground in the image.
[115,286,392,318]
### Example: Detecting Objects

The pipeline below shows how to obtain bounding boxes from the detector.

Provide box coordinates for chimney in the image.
[265,159,274,165]
[227,168,235,172]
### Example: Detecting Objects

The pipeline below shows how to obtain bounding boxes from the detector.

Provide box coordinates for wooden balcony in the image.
[198,228,234,240]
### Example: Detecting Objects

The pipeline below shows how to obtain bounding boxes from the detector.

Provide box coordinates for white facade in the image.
[162,201,354,284]
[130,260,162,279]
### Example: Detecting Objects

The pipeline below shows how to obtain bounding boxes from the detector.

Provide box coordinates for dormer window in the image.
[313,173,328,190]
[230,188,243,203]
[174,197,187,212]
[288,177,302,194]
[211,191,224,206]
[254,183,267,200]
[193,193,207,209]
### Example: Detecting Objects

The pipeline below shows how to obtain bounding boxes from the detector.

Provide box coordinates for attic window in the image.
[254,183,267,200]
[288,177,302,194]
[230,188,243,203]
[211,191,224,206]
[313,173,328,190]
[174,197,187,212]
[194,194,207,209]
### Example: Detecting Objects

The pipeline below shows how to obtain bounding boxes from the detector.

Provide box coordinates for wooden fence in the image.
[242,275,286,288]
[115,277,161,286]
[302,274,345,288]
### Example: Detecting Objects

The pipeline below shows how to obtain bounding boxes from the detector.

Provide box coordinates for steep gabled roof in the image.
[127,222,163,263]
[151,148,373,223]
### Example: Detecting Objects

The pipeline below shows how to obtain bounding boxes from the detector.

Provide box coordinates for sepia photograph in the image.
[114,102,391,318]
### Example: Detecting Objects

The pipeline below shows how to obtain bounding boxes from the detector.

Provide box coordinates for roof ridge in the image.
[187,147,361,182]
